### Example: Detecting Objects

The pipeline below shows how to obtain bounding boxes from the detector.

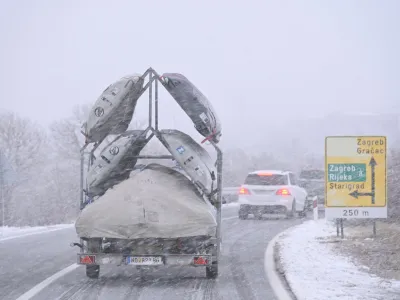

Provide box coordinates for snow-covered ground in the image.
[223,202,240,208]
[0,223,74,241]
[278,219,400,300]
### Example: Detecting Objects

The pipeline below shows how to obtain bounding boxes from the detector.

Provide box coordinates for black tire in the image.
[238,213,247,220]
[206,263,218,279]
[305,200,310,211]
[298,210,306,218]
[298,203,307,218]
[86,265,100,279]
[286,200,296,218]
[238,209,248,220]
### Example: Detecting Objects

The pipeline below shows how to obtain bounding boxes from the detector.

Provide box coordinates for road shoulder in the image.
[277,219,400,300]
[265,230,295,300]
[333,220,400,281]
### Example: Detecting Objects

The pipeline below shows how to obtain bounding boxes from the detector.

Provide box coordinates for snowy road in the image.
[0,206,303,300]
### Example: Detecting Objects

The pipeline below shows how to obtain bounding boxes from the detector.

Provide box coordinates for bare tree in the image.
[50,103,151,160]
[49,104,91,161]
[0,112,47,175]
[0,112,48,225]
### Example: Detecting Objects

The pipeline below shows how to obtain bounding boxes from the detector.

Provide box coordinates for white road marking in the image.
[0,226,73,243]
[264,229,295,300]
[15,263,79,300]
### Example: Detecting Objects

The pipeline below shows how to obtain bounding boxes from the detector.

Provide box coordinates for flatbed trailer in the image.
[71,68,223,279]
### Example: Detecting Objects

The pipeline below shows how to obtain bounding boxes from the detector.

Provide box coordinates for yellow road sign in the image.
[325,136,387,208]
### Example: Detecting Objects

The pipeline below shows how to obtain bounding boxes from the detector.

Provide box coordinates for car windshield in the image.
[299,169,324,180]
[244,174,288,185]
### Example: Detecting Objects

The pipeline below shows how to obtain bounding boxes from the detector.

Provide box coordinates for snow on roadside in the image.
[278,219,400,300]
[0,223,74,241]
[223,202,240,208]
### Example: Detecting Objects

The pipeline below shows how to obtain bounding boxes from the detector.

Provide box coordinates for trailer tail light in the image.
[80,255,96,264]
[193,256,209,265]
[276,188,291,196]
[239,187,250,195]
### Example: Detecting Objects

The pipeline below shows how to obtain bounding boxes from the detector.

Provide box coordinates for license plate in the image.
[253,190,274,195]
[126,256,163,265]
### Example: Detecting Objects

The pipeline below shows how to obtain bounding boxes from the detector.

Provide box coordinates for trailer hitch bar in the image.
[70,242,83,249]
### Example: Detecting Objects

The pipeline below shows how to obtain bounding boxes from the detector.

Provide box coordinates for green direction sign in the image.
[327,163,366,182]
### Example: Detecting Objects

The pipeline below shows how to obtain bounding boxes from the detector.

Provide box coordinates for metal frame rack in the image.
[77,67,223,274]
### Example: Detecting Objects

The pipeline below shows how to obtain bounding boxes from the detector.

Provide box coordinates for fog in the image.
[2,3,400,299]
[1,0,399,154]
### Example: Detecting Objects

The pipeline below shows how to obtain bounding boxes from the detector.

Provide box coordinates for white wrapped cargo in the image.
[86,130,147,197]
[84,74,144,143]
[76,164,217,239]
[159,129,217,196]
[160,73,222,143]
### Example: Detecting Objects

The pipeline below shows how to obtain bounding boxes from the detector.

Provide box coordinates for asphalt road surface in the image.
[0,205,308,300]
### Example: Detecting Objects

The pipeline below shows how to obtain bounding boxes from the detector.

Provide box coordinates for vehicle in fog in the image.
[298,168,325,210]
[237,170,308,219]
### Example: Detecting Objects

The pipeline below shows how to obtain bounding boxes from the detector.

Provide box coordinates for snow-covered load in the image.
[160,73,222,143]
[159,129,217,196]
[74,68,222,280]
[86,130,147,197]
[76,164,217,239]
[83,74,144,143]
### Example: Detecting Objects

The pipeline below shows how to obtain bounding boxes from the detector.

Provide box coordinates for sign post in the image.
[325,136,387,220]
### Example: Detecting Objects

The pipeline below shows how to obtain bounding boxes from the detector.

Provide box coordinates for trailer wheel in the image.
[206,263,218,279]
[86,265,100,279]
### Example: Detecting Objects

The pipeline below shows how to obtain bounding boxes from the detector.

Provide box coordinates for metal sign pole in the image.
[340,218,344,239]
[336,219,339,237]
[210,142,223,262]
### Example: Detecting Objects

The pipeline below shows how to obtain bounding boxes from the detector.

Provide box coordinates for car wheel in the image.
[298,204,307,218]
[286,199,296,218]
[238,209,248,220]
[307,201,313,212]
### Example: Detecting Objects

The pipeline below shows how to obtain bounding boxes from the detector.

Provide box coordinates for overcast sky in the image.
[0,0,399,151]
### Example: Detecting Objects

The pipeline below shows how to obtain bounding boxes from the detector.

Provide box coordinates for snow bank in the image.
[278,219,400,300]
[222,202,240,208]
[0,223,74,241]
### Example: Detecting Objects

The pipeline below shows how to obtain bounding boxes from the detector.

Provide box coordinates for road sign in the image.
[325,136,387,219]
